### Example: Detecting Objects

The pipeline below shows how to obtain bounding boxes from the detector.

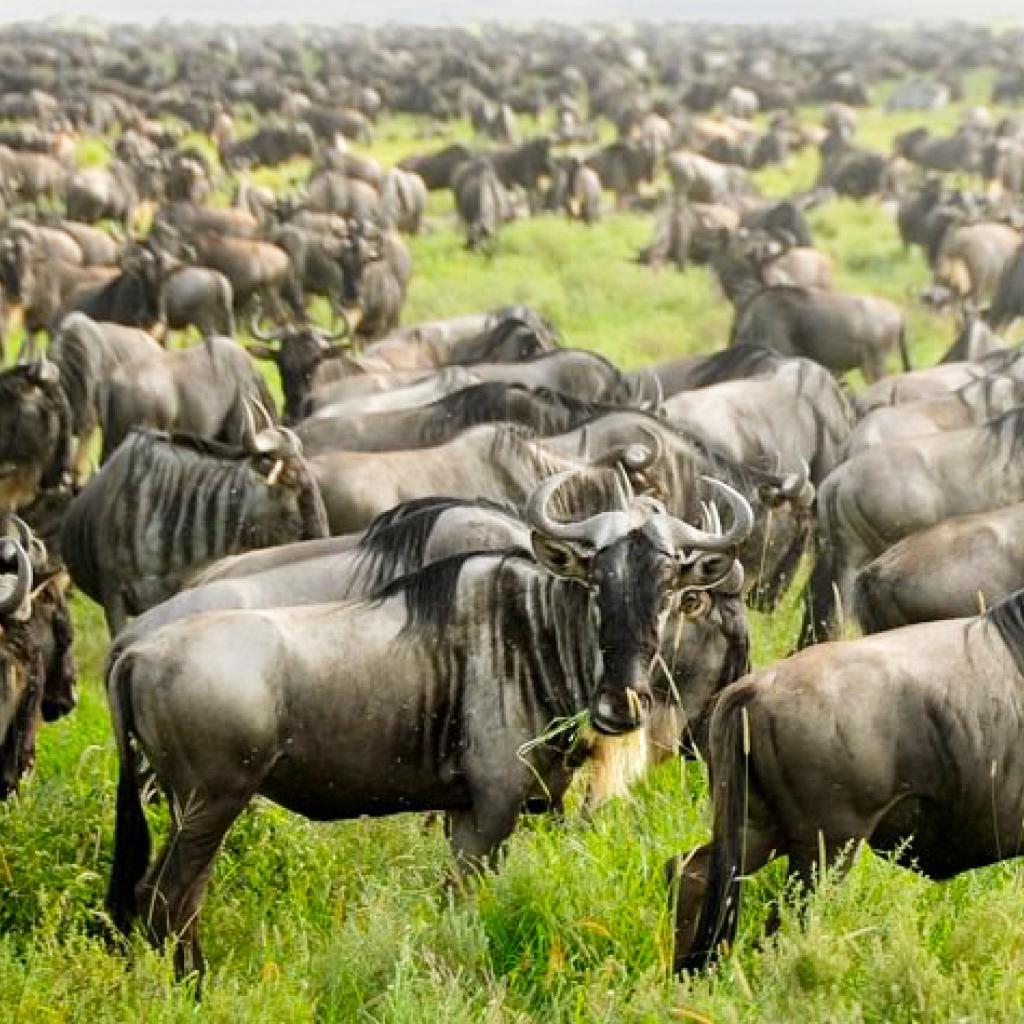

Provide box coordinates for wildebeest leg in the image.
[667,826,779,973]
[138,791,247,986]
[102,585,128,639]
[861,348,887,384]
[796,541,838,649]
[446,792,522,875]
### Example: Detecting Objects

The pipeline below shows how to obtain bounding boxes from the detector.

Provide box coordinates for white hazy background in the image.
[3,1,1023,24]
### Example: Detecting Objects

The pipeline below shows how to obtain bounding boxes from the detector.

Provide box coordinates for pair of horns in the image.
[527,470,753,553]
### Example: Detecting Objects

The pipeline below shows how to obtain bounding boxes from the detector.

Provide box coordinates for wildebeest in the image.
[64,426,329,634]
[730,286,910,382]
[853,502,1024,633]
[296,383,621,455]
[0,518,76,797]
[66,163,141,227]
[380,168,428,234]
[668,586,1024,972]
[987,239,1024,332]
[398,143,473,191]
[105,472,751,978]
[453,157,508,252]
[800,406,1024,645]
[49,313,164,482]
[663,357,852,485]
[933,221,1020,306]
[0,359,72,516]
[100,335,276,460]
[842,371,1024,458]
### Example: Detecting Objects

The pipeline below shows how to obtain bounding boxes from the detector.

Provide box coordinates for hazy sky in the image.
[6,1,1023,25]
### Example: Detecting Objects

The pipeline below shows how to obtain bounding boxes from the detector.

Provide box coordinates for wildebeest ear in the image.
[530,532,592,581]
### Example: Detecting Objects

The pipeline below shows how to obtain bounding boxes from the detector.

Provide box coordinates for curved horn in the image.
[622,424,665,470]
[9,516,45,568]
[664,477,754,553]
[527,470,637,548]
[0,537,32,618]
[527,471,594,542]
[323,307,353,344]
[248,305,282,343]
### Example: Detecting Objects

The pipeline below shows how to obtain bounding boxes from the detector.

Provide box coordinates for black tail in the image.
[105,653,151,936]
[897,321,912,373]
[677,686,753,971]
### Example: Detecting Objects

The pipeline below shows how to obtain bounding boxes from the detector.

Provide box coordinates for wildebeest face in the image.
[528,473,752,736]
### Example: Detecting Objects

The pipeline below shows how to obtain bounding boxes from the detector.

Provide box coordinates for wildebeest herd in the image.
[4,17,1024,993]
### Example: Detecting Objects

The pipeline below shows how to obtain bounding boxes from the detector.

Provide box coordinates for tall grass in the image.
[2,73,1021,1022]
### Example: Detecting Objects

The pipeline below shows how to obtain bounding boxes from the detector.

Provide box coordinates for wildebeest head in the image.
[0,529,39,798]
[247,315,353,423]
[239,412,330,540]
[0,359,73,516]
[526,471,752,735]
[2,517,75,724]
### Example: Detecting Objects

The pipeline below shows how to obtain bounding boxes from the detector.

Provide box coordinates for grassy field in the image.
[4,73,1024,1022]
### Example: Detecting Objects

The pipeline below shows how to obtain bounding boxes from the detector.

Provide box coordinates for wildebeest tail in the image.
[897,320,912,372]
[852,557,891,635]
[105,652,151,936]
[676,684,753,972]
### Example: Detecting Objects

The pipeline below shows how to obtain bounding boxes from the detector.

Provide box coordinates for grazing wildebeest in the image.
[49,313,164,482]
[800,406,1024,645]
[398,143,473,190]
[0,359,72,516]
[667,586,1024,973]
[586,140,655,207]
[730,286,910,382]
[853,502,1024,633]
[101,336,276,460]
[105,473,751,979]
[453,157,508,252]
[64,427,329,635]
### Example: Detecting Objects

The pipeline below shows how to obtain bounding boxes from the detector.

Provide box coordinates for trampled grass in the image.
[4,74,1024,1022]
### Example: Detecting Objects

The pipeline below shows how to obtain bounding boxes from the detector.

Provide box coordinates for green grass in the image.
[4,75,1024,1022]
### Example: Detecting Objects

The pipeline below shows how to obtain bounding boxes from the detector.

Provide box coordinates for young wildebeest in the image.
[100,336,276,460]
[730,285,910,382]
[63,427,329,635]
[854,501,1024,633]
[105,475,752,980]
[668,587,1024,973]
